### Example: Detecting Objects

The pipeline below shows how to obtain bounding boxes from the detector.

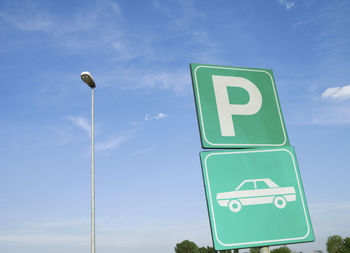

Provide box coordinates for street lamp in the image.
[80,71,96,253]
[81,72,96,89]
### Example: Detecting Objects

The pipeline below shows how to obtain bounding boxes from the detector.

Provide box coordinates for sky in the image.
[0,0,350,252]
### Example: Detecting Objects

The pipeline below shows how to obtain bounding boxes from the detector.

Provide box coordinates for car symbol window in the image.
[237,181,255,190]
[256,180,269,189]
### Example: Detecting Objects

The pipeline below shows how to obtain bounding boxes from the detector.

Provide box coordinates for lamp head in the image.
[80,71,96,88]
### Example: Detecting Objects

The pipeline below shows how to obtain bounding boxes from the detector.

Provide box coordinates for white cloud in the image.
[154,113,168,120]
[0,0,124,52]
[309,202,350,214]
[0,2,53,32]
[0,218,89,245]
[110,1,122,14]
[289,103,350,125]
[278,0,295,10]
[96,65,191,95]
[0,218,210,252]
[95,135,128,152]
[0,4,84,34]
[0,234,88,245]
[291,20,307,30]
[289,85,350,125]
[133,145,156,155]
[144,113,169,121]
[321,85,350,101]
[68,116,91,133]
[142,71,191,95]
[112,40,144,61]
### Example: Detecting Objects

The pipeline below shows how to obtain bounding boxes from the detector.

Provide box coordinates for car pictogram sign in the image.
[200,146,314,250]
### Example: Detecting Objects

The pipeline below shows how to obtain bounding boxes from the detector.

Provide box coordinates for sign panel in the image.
[200,147,314,250]
[191,63,289,148]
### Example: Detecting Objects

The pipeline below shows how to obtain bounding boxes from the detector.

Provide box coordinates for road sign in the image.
[191,63,289,148]
[200,147,314,250]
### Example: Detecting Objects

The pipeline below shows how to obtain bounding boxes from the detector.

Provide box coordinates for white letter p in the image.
[212,75,262,136]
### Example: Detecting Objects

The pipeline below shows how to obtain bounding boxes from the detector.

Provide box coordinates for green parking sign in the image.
[200,147,314,250]
[191,63,289,148]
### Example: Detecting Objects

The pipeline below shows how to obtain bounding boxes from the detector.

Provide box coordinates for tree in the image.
[199,247,207,253]
[175,240,200,253]
[250,248,259,253]
[342,237,350,253]
[198,246,216,253]
[249,246,291,253]
[271,246,291,253]
[207,246,216,253]
[327,235,344,253]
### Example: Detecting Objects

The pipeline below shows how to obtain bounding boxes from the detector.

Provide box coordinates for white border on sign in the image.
[203,149,311,247]
[194,65,288,147]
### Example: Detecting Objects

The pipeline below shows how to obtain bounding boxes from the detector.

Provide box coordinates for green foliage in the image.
[250,248,259,253]
[176,235,350,253]
[343,238,350,253]
[207,246,216,253]
[199,247,208,253]
[326,235,350,253]
[271,246,291,253]
[249,246,290,253]
[199,246,216,253]
[327,235,344,253]
[175,240,199,253]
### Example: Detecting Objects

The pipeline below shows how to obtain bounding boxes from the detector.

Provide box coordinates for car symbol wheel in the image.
[228,200,242,212]
[274,196,287,209]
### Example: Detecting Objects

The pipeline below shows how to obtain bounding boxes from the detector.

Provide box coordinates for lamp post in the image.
[80,71,96,253]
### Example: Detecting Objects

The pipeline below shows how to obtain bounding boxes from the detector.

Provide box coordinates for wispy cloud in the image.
[309,202,350,214]
[133,145,156,156]
[0,234,88,245]
[288,82,350,126]
[305,1,350,71]
[0,2,52,32]
[321,85,350,101]
[0,218,89,244]
[291,20,307,30]
[68,115,90,133]
[0,0,124,52]
[144,113,169,121]
[0,0,122,34]
[95,135,129,152]
[142,71,190,95]
[0,3,83,34]
[290,103,350,125]
[110,1,122,15]
[278,0,295,10]
[94,65,192,95]
[0,217,209,251]
[0,0,199,96]
[112,40,146,61]
[152,0,205,28]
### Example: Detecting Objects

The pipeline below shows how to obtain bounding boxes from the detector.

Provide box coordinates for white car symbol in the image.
[216,178,296,212]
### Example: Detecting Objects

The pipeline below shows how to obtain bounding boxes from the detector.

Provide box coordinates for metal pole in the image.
[259,247,270,253]
[91,88,95,253]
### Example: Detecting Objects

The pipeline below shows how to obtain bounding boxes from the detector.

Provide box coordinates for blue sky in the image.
[1,0,350,252]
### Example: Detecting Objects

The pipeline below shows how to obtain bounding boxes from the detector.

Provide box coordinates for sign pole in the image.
[259,246,270,253]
